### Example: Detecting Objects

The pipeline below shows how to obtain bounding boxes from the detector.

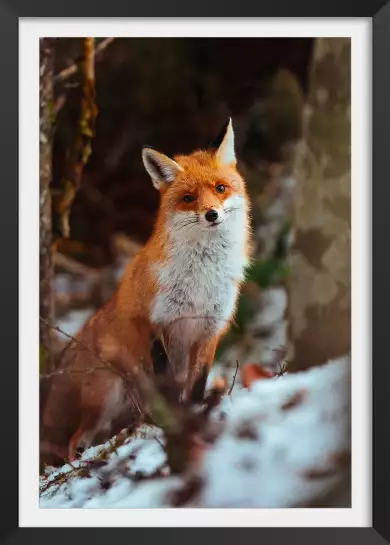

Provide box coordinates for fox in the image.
[40,118,251,467]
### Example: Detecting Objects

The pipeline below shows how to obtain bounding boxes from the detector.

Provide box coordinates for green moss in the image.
[39,344,47,373]
[47,99,56,127]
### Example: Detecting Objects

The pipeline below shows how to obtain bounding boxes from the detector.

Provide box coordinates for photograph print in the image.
[38,36,351,509]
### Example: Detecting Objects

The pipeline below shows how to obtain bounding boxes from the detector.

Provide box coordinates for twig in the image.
[39,317,188,430]
[54,37,99,239]
[113,233,143,258]
[54,94,67,115]
[39,317,230,478]
[269,346,289,378]
[276,361,288,378]
[54,252,101,279]
[40,364,111,380]
[154,436,165,449]
[54,37,115,84]
[107,437,118,456]
[39,317,143,415]
[275,355,289,378]
[228,361,240,395]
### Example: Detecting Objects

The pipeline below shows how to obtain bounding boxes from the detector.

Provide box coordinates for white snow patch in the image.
[56,309,94,338]
[198,355,351,507]
[40,355,351,509]
[251,287,287,330]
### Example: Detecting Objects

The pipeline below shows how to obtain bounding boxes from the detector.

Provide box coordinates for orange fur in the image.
[41,120,252,466]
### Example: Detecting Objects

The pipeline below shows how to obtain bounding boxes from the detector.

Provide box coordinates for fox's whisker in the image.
[178,219,199,231]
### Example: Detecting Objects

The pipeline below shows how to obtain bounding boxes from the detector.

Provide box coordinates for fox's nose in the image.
[205,209,219,223]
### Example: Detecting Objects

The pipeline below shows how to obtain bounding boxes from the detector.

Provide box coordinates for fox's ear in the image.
[142,147,183,190]
[214,117,236,167]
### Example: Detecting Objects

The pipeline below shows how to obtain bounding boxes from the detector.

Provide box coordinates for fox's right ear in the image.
[142,147,183,190]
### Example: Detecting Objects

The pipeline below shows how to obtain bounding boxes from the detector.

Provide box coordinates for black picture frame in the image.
[1,2,387,544]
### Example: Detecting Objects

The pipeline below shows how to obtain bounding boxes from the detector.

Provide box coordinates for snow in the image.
[40,355,351,509]
[113,255,129,283]
[198,356,350,507]
[107,478,180,509]
[214,285,288,372]
[247,286,288,368]
[56,309,94,339]
[251,287,287,330]
[40,425,172,509]
[54,273,90,295]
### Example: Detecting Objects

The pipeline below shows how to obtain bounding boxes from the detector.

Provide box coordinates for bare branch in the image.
[54,37,115,84]
[228,360,240,395]
[154,436,164,449]
[40,364,111,380]
[276,360,288,378]
[39,317,144,415]
[39,316,231,477]
[54,252,101,279]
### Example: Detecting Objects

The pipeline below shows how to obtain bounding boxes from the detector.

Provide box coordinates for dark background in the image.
[53,38,313,267]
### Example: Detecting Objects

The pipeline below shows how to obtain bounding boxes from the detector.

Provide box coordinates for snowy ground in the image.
[40,354,351,509]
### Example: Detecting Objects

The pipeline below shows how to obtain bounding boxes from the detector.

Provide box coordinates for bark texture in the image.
[40,38,56,372]
[287,38,351,372]
[54,37,98,240]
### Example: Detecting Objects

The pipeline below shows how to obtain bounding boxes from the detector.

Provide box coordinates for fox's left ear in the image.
[142,147,184,190]
[212,117,236,167]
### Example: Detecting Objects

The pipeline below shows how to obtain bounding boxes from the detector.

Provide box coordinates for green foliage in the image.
[234,292,257,333]
[245,258,289,289]
[245,220,292,288]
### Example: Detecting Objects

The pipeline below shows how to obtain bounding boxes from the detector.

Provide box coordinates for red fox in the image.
[40,118,251,466]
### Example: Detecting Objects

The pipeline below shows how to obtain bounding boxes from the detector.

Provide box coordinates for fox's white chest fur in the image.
[151,200,248,347]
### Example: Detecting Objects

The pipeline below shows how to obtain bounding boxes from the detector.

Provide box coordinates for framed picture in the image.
[3,2,387,544]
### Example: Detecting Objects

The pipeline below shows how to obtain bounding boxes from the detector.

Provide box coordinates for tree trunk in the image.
[287,38,351,372]
[39,38,56,372]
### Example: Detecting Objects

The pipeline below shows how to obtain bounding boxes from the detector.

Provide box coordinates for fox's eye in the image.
[216,184,226,194]
[183,194,196,203]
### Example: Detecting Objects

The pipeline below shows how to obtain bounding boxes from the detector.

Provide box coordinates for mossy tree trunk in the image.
[40,38,56,372]
[287,38,351,372]
[54,38,98,240]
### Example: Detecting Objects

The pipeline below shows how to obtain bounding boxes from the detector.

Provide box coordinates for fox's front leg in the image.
[161,326,191,399]
[161,327,221,403]
[188,336,220,403]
